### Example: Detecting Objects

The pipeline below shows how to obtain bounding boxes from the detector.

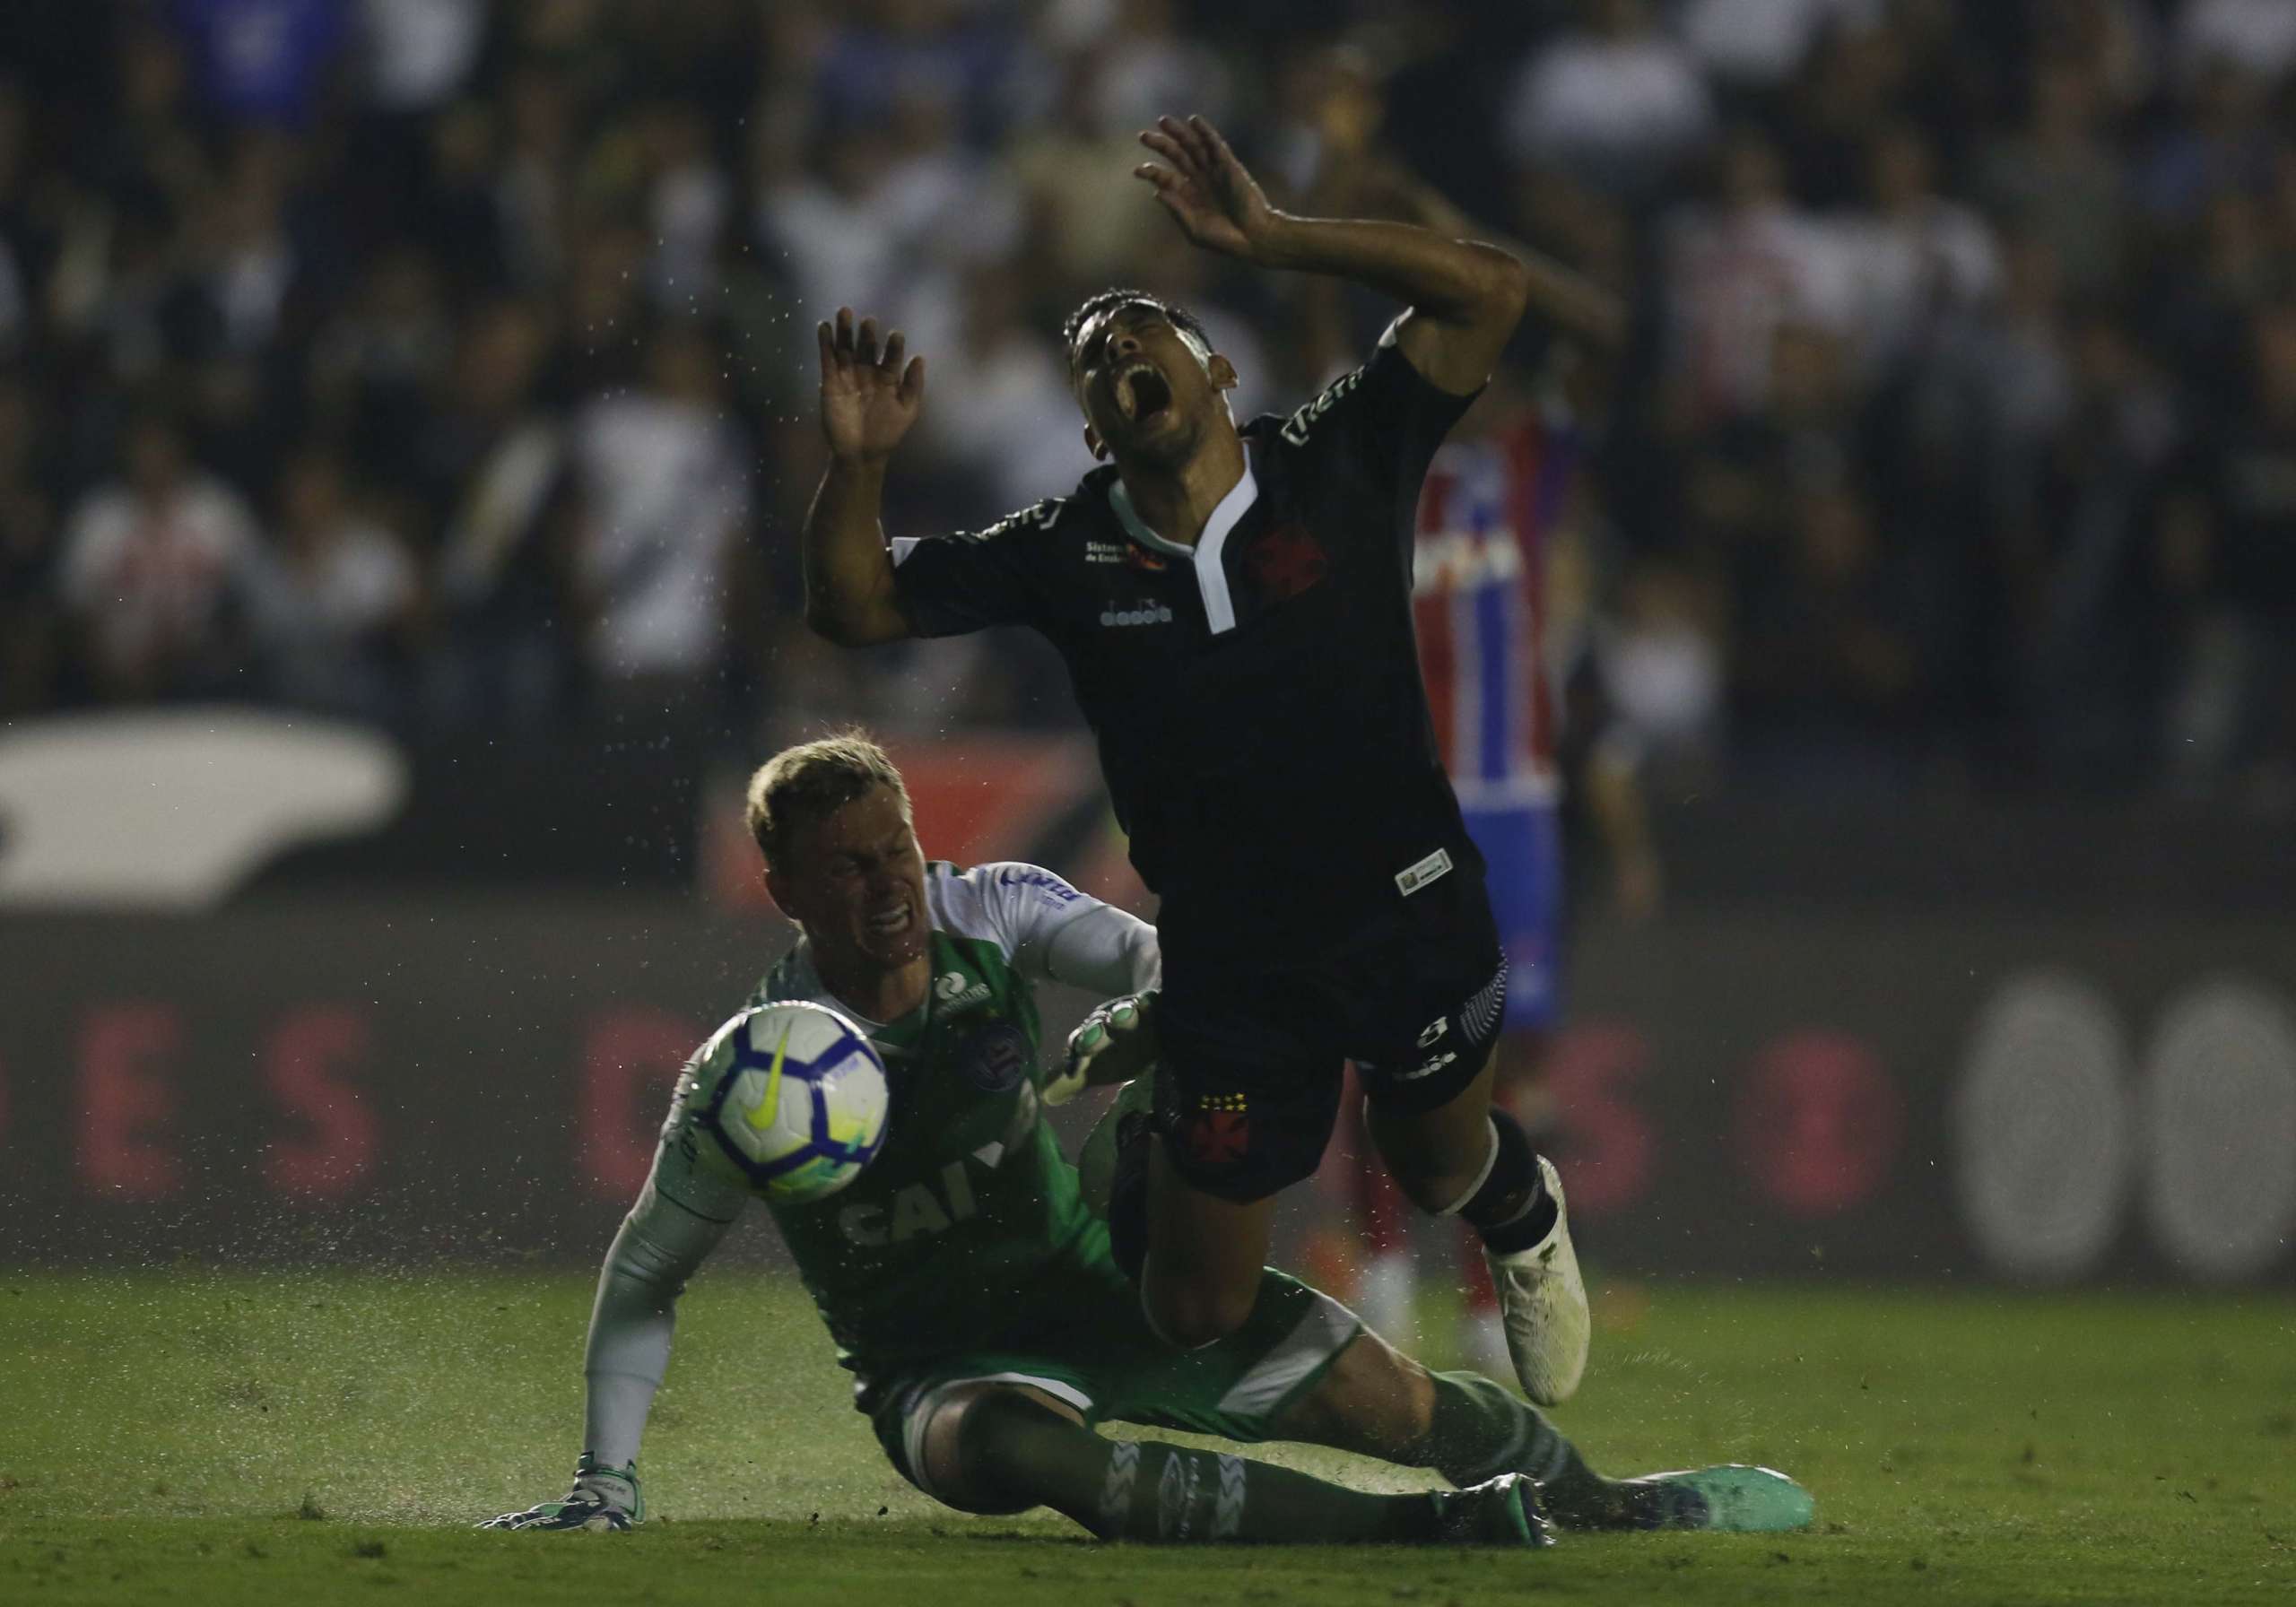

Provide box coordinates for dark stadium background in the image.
[1,0,2292,1295]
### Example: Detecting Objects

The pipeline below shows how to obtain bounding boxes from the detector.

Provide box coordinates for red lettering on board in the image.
[265,1007,379,1200]
[77,1004,180,1199]
[580,1008,698,1199]
[1541,1022,1655,1215]
[1735,1030,1903,1216]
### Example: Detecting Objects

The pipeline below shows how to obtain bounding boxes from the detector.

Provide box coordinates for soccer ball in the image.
[700,1002,890,1202]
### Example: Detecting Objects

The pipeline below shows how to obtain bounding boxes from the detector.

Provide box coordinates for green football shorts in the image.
[865,1260,1361,1504]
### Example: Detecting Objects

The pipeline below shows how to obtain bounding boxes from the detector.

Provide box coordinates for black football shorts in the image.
[1152,865,1509,1203]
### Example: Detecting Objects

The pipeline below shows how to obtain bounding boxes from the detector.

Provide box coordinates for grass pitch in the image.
[1,1270,2290,1605]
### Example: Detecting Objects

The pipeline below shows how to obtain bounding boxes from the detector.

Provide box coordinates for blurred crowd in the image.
[4,0,2295,800]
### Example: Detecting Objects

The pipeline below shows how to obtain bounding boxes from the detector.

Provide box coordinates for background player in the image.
[480,734,1812,1542]
[799,111,1591,1404]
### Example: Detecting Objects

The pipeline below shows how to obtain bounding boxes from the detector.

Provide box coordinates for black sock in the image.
[1454,1110,1558,1255]
[961,1392,1441,1543]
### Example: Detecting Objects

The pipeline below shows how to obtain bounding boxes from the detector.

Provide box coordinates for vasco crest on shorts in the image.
[1184,1091,1251,1168]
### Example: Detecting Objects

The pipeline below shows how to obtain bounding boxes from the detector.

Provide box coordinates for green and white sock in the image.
[1411,1370,1612,1523]
[962,1393,1441,1544]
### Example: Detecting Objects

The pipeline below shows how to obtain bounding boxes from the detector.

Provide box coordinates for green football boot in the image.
[1595,1464,1814,1533]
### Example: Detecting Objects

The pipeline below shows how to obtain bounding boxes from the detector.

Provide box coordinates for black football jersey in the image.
[890,328,1483,961]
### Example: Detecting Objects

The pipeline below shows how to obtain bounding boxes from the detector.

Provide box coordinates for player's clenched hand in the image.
[817,307,926,464]
[1135,115,1281,261]
[1049,990,1160,1107]
[477,1455,642,1532]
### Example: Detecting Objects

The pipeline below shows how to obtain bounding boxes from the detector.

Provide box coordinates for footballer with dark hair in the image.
[799,113,1596,1405]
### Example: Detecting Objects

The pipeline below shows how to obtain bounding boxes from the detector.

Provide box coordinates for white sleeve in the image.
[1043,904,1161,998]
[928,861,1161,995]
[581,1077,753,1467]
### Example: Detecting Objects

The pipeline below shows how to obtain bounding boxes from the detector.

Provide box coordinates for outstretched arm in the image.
[582,1183,735,1469]
[479,1176,737,1531]
[804,308,926,647]
[1135,115,1530,395]
[1344,159,1625,352]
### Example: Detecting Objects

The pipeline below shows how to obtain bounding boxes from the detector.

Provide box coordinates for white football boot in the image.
[1481,1155,1588,1405]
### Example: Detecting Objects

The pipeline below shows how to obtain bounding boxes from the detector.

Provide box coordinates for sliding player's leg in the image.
[916,1385,1541,1543]
[1269,1320,1595,1503]
[877,1300,1551,1548]
[1269,1321,1813,1533]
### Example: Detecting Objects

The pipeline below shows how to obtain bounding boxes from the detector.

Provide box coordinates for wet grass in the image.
[2,1272,2291,1604]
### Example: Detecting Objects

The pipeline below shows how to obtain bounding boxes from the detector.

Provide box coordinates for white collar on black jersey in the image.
[1107,449,1257,635]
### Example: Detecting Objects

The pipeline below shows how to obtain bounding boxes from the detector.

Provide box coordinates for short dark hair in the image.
[1061,288,1212,362]
[744,730,909,869]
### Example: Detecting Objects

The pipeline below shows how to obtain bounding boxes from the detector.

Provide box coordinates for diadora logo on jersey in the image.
[935,971,991,1011]
[1278,366,1365,446]
[1100,602,1174,628]
[1417,1016,1448,1048]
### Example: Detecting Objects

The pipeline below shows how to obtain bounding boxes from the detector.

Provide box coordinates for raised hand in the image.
[817,307,926,464]
[1135,115,1282,262]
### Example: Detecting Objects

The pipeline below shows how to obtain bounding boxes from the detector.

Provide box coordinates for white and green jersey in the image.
[581,862,1160,1467]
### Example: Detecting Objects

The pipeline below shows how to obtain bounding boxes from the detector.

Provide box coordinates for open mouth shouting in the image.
[1115,360,1174,425]
[865,895,916,943]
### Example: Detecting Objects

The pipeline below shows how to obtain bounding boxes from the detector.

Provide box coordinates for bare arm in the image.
[1361,160,1626,352]
[804,308,926,647]
[803,456,908,646]
[1135,115,1530,395]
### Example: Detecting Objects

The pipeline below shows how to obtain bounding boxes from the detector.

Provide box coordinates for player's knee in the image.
[1276,1332,1436,1455]
[915,1385,1042,1516]
[1344,1341,1439,1448]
